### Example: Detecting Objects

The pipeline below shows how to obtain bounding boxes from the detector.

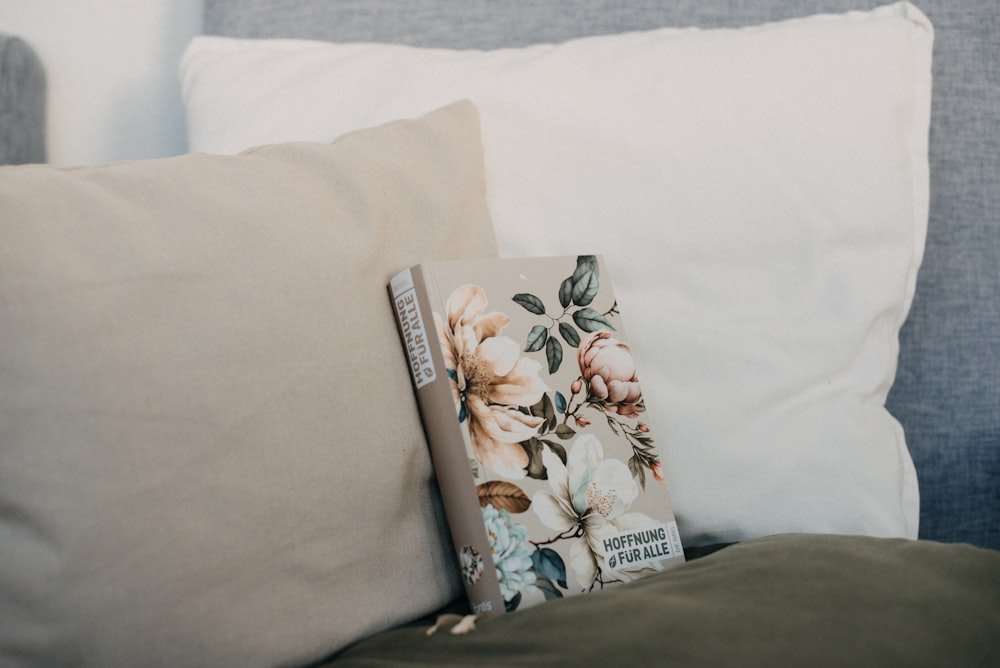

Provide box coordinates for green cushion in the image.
[329,534,1000,667]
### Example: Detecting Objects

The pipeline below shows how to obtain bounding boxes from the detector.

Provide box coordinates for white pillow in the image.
[180,2,933,546]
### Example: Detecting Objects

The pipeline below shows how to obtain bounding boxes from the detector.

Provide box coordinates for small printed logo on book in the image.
[603,523,676,571]
[472,599,494,614]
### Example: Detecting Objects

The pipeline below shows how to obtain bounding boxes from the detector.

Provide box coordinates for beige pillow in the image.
[0,101,497,667]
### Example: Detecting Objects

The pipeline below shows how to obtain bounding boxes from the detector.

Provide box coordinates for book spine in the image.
[389,266,506,616]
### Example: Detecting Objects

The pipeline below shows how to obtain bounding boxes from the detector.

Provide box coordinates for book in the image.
[389,254,684,615]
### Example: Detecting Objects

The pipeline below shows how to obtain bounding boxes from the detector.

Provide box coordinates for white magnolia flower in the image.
[532,434,663,586]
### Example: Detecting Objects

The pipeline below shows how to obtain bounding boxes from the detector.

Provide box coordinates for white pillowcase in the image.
[180,2,933,546]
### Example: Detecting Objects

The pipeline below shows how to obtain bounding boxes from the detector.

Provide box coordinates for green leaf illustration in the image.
[521,438,549,480]
[558,321,581,348]
[524,324,548,352]
[634,435,656,452]
[525,395,548,419]
[558,276,573,308]
[572,255,600,284]
[545,336,563,374]
[540,393,558,431]
[512,292,546,315]
[573,307,616,333]
[629,455,648,490]
[571,269,599,306]
[532,548,568,588]
[540,438,568,465]
[554,391,567,414]
[522,395,557,434]
[554,423,576,440]
[533,575,565,601]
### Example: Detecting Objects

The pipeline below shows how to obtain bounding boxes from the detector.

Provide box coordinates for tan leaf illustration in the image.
[477,481,532,514]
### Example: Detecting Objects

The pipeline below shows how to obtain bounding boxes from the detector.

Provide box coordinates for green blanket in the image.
[326,534,1000,667]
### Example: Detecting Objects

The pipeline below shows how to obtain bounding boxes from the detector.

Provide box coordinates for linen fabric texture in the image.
[330,533,1000,667]
[0,101,496,667]
[182,3,933,546]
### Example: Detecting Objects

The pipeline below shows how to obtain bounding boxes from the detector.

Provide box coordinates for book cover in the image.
[389,255,684,615]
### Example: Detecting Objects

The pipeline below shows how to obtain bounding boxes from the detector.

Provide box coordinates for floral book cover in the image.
[389,254,684,615]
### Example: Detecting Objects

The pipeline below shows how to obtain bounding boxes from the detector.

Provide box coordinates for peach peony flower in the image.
[577,330,645,417]
[436,285,549,479]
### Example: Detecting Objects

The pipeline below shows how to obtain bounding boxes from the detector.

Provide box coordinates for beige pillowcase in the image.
[0,101,497,667]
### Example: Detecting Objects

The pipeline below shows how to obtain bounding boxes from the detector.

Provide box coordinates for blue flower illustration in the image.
[481,504,537,601]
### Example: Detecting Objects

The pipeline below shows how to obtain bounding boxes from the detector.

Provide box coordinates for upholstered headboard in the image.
[201,0,999,550]
[0,35,46,165]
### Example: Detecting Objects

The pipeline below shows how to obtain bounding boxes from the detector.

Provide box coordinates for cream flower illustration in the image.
[436,285,549,479]
[532,434,663,586]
